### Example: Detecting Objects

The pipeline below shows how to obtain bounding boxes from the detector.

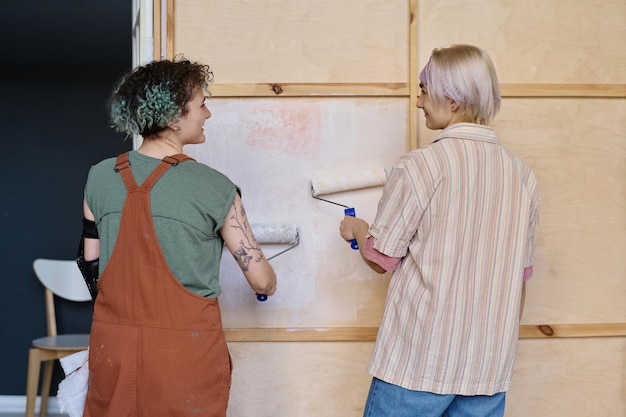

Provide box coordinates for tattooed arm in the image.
[220,193,277,297]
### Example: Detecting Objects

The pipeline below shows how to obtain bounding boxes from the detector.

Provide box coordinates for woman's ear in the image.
[168,118,181,132]
[448,98,460,112]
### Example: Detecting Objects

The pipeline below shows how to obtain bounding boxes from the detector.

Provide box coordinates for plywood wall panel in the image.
[226,342,373,417]
[499,99,626,325]
[224,338,625,417]
[506,338,626,416]
[418,98,626,324]
[173,0,409,83]
[416,0,626,84]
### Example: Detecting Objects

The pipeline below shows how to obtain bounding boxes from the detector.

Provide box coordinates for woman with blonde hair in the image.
[340,45,540,417]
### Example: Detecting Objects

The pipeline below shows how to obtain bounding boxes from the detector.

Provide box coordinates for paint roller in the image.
[251,222,300,301]
[310,167,387,250]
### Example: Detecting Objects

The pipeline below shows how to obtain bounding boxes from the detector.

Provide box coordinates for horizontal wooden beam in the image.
[500,83,626,98]
[209,82,409,97]
[224,323,626,342]
[518,323,626,339]
[208,83,626,98]
[224,327,379,342]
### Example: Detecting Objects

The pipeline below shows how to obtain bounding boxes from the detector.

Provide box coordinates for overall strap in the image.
[140,153,196,191]
[114,152,196,192]
[115,152,136,191]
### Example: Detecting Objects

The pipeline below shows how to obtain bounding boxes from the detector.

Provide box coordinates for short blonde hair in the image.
[419,45,501,125]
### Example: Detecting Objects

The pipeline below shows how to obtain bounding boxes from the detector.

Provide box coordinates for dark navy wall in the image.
[0,0,132,395]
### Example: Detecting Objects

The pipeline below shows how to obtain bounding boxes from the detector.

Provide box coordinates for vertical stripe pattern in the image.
[368,123,541,395]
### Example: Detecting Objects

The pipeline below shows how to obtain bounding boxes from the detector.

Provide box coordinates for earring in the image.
[173,126,181,134]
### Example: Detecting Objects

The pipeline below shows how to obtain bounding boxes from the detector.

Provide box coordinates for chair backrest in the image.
[32,259,92,336]
[33,259,93,302]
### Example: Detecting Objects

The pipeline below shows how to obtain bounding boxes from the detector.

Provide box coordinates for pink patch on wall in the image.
[245,101,321,155]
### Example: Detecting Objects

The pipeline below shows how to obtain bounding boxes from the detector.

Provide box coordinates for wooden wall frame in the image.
[151,0,625,343]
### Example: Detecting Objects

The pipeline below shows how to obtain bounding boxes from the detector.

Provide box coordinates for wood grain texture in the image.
[500,83,626,98]
[418,98,626,324]
[226,342,373,417]
[497,99,625,325]
[224,323,626,342]
[416,0,626,84]
[409,0,419,150]
[152,0,161,60]
[208,82,409,97]
[223,338,625,417]
[505,338,626,417]
[172,0,409,83]
[204,82,625,98]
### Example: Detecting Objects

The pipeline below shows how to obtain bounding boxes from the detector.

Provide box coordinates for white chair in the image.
[26,259,92,417]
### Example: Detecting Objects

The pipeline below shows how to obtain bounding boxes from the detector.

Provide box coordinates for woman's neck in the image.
[137,135,184,159]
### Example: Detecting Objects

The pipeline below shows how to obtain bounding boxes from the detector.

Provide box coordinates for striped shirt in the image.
[368,123,540,395]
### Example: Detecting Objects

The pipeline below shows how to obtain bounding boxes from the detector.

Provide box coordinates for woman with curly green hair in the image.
[78,57,277,416]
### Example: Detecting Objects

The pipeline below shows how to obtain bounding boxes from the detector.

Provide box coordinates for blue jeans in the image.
[363,377,506,417]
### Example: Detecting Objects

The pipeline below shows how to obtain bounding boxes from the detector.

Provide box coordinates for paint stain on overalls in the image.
[84,153,232,417]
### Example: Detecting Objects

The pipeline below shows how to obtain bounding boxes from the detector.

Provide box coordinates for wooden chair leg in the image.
[40,359,54,417]
[26,348,41,417]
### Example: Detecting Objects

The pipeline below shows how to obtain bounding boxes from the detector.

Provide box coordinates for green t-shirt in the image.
[85,151,239,297]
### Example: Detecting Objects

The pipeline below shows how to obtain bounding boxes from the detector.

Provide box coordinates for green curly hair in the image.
[109,56,213,137]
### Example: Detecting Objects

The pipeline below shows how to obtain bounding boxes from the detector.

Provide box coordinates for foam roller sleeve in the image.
[251,223,299,245]
[310,167,387,197]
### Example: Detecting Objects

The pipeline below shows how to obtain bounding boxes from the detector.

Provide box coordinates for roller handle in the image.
[344,207,359,250]
[256,293,268,302]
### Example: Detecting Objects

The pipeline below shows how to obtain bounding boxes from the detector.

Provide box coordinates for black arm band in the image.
[77,255,99,301]
[77,218,100,301]
[82,217,99,239]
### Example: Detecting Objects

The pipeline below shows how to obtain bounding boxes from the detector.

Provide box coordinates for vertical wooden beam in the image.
[152,0,161,60]
[408,0,418,150]
[166,0,175,59]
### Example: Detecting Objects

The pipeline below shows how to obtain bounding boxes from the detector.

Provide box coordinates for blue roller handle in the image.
[344,207,359,250]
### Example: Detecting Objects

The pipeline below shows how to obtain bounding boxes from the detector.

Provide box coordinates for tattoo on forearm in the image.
[233,247,252,272]
[228,201,266,264]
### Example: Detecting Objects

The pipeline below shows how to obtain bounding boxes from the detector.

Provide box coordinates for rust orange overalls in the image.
[84,153,232,417]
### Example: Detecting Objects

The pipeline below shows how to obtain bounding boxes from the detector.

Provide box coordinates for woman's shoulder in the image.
[89,155,121,175]
[182,158,230,178]
[173,158,237,190]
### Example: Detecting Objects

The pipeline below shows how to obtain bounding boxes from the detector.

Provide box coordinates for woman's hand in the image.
[339,216,369,244]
